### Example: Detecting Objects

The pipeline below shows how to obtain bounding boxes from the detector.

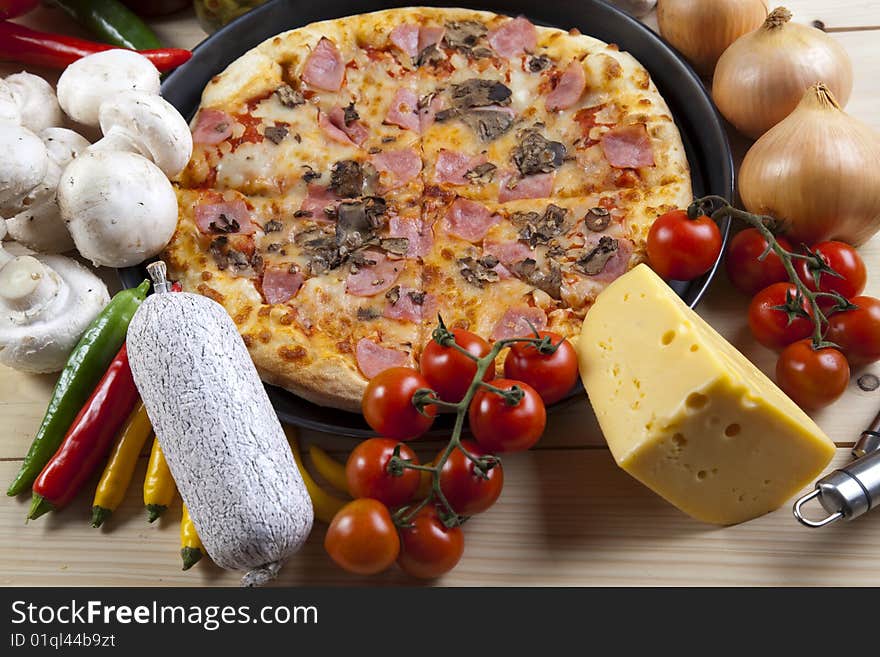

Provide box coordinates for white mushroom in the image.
[58,150,178,267]
[91,90,193,177]
[0,79,21,124]
[57,50,160,127]
[4,72,64,134]
[5,128,90,253]
[0,125,48,213]
[0,223,109,373]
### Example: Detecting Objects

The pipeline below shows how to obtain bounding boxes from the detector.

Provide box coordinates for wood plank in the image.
[2,449,877,587]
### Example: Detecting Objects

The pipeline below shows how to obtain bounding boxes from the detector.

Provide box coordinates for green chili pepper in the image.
[7,280,150,497]
[52,0,162,51]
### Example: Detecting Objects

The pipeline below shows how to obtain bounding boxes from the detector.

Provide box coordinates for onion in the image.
[713,7,853,139]
[657,0,767,77]
[739,84,880,247]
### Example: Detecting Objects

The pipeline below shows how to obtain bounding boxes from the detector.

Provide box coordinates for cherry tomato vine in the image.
[690,196,858,350]
[388,317,561,529]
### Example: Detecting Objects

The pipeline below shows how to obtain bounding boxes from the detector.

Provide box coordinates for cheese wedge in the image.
[579,264,835,525]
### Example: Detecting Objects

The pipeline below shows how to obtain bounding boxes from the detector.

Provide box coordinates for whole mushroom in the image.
[4,72,64,133]
[91,90,193,177]
[55,51,192,268]
[57,49,161,127]
[58,150,179,268]
[0,222,109,373]
[5,128,90,253]
[0,125,48,212]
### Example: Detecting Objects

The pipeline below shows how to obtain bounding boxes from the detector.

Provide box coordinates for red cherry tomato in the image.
[647,210,722,281]
[324,499,400,575]
[362,368,437,440]
[795,241,867,305]
[468,379,546,452]
[725,228,793,295]
[776,339,850,411]
[420,329,493,403]
[503,332,579,405]
[748,283,814,351]
[397,506,465,579]
[346,438,420,507]
[826,296,880,367]
[0,0,39,19]
[439,440,504,516]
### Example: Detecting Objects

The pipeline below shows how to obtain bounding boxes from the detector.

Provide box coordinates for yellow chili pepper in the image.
[180,504,203,571]
[308,444,350,494]
[284,426,347,524]
[90,401,153,528]
[143,436,176,522]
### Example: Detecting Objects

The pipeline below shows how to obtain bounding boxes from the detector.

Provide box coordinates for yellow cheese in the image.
[579,264,835,525]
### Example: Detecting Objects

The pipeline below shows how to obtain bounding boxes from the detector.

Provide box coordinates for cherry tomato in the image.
[439,440,504,516]
[647,210,722,281]
[503,332,578,405]
[324,499,400,575]
[362,368,437,440]
[420,329,493,403]
[725,228,793,295]
[795,241,867,304]
[776,339,850,411]
[748,283,814,351]
[0,0,39,19]
[826,296,880,367]
[468,379,546,452]
[397,506,465,579]
[346,438,421,507]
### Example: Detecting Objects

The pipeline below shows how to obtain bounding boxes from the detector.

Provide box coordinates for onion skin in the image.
[713,7,853,139]
[657,0,767,77]
[739,84,880,246]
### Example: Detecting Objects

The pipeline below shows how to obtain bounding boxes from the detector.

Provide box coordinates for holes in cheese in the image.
[578,264,836,526]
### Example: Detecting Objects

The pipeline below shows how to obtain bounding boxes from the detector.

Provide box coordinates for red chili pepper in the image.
[0,22,192,71]
[28,343,140,519]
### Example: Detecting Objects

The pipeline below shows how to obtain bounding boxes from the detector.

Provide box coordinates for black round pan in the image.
[119,0,734,437]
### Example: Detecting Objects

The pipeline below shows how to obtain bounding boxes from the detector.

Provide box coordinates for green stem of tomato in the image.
[397,331,550,527]
[691,196,834,350]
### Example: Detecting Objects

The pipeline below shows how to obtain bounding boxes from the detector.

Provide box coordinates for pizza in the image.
[165,7,692,411]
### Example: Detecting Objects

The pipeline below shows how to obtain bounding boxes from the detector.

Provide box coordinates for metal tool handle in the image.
[794,448,880,528]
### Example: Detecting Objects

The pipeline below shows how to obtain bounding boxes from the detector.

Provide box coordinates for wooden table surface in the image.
[2,1,879,587]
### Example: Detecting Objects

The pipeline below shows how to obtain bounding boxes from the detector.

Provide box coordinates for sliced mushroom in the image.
[90,90,193,178]
[464,162,498,184]
[450,79,512,109]
[458,255,501,288]
[584,207,612,232]
[57,50,161,127]
[443,21,488,53]
[576,236,619,275]
[4,72,64,134]
[513,131,567,176]
[510,258,562,299]
[275,84,305,108]
[459,108,515,142]
[516,204,569,247]
[329,160,366,198]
